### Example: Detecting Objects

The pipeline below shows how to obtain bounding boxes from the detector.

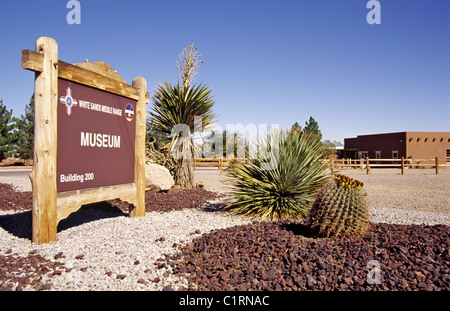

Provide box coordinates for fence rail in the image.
[329,157,448,174]
[193,158,245,174]
[194,156,448,175]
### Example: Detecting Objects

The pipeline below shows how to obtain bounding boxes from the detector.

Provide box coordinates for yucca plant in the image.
[224,130,330,220]
[149,82,216,188]
[308,174,369,239]
[148,45,216,189]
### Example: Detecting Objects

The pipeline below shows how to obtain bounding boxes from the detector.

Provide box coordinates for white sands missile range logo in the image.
[125,104,134,121]
[60,87,78,115]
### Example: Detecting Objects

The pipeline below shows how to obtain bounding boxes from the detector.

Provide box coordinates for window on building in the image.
[358,151,368,159]
[375,151,381,163]
[392,151,399,164]
[447,150,450,163]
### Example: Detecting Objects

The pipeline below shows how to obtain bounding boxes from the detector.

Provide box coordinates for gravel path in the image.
[0,195,252,291]
[0,167,449,291]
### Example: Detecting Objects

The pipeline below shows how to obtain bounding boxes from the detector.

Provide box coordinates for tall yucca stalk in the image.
[149,81,216,188]
[225,131,330,220]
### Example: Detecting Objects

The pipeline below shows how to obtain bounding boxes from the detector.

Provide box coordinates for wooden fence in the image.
[329,157,448,175]
[194,158,246,174]
[195,157,448,175]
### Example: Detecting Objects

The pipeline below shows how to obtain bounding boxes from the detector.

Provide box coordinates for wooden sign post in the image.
[22,37,148,244]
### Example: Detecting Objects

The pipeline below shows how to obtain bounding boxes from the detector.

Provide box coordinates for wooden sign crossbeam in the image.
[22,37,148,245]
[21,49,150,102]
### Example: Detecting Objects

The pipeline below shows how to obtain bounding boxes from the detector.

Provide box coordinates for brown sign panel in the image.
[57,79,136,192]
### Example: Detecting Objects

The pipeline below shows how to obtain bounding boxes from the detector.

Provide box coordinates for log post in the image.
[130,77,147,218]
[30,37,58,244]
[435,156,439,175]
[401,157,405,175]
[366,157,370,174]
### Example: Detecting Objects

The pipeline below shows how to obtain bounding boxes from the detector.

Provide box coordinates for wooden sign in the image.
[22,37,148,244]
[57,79,136,192]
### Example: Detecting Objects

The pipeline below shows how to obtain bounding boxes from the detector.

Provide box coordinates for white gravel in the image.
[0,167,449,291]
[0,176,31,192]
[0,197,252,291]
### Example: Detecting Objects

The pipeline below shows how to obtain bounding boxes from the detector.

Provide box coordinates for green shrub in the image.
[224,131,330,220]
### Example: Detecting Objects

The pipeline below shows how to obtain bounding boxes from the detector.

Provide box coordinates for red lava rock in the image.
[75,254,84,260]
[162,285,175,291]
[0,183,32,212]
[152,277,161,283]
[266,270,275,281]
[116,274,127,279]
[0,251,66,290]
[109,188,222,213]
[163,221,450,291]
[0,183,221,215]
[137,278,147,285]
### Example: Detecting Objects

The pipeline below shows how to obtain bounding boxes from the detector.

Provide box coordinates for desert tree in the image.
[13,95,34,160]
[0,100,16,160]
[303,116,321,138]
[148,45,216,188]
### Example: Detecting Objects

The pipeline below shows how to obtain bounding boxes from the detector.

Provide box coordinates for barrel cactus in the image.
[308,174,369,239]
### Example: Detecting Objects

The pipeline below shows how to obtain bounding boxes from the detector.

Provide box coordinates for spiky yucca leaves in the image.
[149,81,216,135]
[148,81,216,188]
[308,174,369,239]
[225,131,330,220]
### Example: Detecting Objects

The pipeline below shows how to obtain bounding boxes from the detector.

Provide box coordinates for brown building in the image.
[344,132,450,162]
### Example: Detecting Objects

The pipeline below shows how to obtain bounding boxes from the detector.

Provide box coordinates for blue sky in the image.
[0,0,449,143]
